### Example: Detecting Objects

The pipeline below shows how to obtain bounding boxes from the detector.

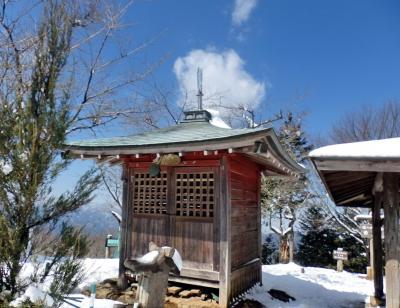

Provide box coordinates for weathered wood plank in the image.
[231,220,257,235]
[383,173,400,308]
[167,166,175,248]
[324,171,376,183]
[256,171,262,285]
[230,259,261,300]
[213,167,221,272]
[231,199,258,207]
[131,216,168,257]
[174,268,219,281]
[219,155,231,308]
[173,220,214,269]
[117,164,129,289]
[315,159,400,173]
[168,276,219,289]
[372,191,384,299]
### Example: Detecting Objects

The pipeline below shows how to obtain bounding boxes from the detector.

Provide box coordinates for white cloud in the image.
[232,0,258,26]
[173,49,266,121]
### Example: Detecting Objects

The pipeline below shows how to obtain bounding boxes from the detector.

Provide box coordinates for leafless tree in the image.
[314,100,400,246]
[0,0,163,301]
[329,100,400,143]
[0,0,164,137]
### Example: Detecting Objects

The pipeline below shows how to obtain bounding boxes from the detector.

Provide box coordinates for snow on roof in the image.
[309,137,400,159]
[206,108,231,129]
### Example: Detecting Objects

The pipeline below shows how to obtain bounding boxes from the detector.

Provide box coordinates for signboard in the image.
[360,223,372,239]
[333,249,348,261]
[105,238,119,247]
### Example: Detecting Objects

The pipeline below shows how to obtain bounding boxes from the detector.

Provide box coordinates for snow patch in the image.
[245,263,374,308]
[79,258,119,288]
[206,109,231,129]
[310,137,400,159]
[0,159,12,175]
[11,285,54,307]
[61,296,122,308]
[136,250,159,264]
[12,258,120,307]
[167,248,183,271]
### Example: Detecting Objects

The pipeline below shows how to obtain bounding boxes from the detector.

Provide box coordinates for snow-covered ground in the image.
[246,263,374,308]
[12,258,120,308]
[13,259,375,308]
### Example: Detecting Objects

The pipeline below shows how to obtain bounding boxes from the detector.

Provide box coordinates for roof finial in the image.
[197,67,203,110]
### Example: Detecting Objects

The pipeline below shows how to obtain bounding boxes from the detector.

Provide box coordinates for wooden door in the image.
[129,166,219,272]
[171,167,218,271]
[130,169,169,257]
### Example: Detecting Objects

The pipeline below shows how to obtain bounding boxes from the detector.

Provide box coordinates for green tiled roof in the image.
[67,121,270,149]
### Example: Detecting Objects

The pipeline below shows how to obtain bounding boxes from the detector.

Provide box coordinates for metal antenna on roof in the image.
[197,67,203,110]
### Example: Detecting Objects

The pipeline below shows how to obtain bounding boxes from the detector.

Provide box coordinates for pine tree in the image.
[262,112,312,263]
[278,112,312,162]
[297,205,338,267]
[0,2,100,303]
[262,234,279,265]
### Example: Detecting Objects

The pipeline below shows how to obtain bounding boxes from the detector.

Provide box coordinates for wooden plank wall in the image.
[230,260,261,300]
[131,215,168,256]
[228,155,262,300]
[229,156,260,269]
[173,218,214,270]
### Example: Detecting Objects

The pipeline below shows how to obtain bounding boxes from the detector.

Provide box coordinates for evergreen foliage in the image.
[297,205,338,268]
[297,205,368,273]
[339,234,368,273]
[0,1,101,303]
[278,112,312,163]
[261,234,279,265]
[262,112,312,263]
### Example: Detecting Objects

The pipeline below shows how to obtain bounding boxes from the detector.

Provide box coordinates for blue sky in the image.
[117,0,400,133]
[59,0,400,198]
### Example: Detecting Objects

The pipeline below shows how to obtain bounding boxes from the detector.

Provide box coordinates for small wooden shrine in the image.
[66,110,302,307]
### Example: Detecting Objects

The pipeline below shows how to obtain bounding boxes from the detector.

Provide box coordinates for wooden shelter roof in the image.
[65,110,304,176]
[309,138,400,208]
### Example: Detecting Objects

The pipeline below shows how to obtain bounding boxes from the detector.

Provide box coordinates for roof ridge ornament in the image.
[197,67,203,110]
[181,68,211,123]
[181,110,212,123]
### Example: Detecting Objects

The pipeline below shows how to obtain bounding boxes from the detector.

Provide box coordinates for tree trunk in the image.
[279,234,290,264]
[288,231,295,263]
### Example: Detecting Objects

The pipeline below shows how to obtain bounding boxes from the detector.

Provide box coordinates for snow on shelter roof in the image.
[65,110,304,175]
[309,137,400,160]
[309,137,400,208]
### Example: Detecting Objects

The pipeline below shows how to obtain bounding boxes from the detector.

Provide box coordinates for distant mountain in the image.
[63,203,120,236]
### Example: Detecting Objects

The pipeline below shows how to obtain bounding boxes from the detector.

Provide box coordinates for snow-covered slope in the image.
[14,259,375,308]
[246,263,374,308]
[12,258,120,308]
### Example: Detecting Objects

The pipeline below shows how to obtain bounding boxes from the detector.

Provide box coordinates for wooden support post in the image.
[367,238,373,281]
[383,173,400,308]
[219,156,231,308]
[372,191,384,300]
[105,234,112,259]
[333,248,346,272]
[118,165,129,289]
[337,259,343,272]
[257,171,262,286]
